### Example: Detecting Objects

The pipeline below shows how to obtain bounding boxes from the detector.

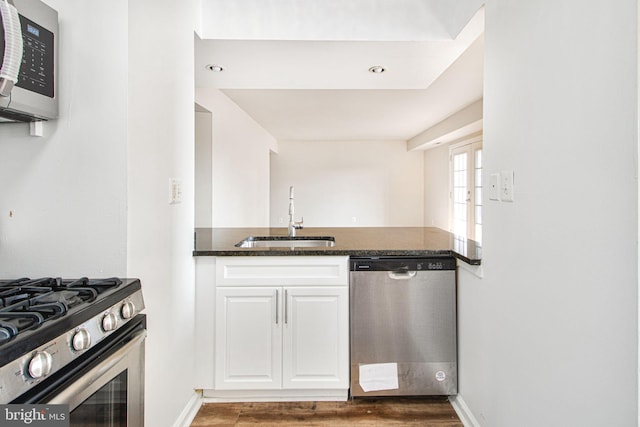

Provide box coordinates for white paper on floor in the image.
[359,362,399,392]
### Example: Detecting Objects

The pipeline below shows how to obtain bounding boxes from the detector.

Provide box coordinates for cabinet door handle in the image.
[284,290,288,324]
[275,289,279,324]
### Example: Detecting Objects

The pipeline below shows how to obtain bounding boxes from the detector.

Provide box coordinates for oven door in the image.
[17,314,146,426]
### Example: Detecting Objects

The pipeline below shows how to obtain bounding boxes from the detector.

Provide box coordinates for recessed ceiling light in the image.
[368,66,386,74]
[206,64,224,72]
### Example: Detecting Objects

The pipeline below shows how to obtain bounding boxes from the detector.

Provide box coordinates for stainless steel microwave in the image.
[0,0,57,122]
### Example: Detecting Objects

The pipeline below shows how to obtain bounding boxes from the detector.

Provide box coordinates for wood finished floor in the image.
[190,398,463,426]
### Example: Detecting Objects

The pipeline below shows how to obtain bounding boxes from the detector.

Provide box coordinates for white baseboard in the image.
[173,391,203,427]
[449,395,482,427]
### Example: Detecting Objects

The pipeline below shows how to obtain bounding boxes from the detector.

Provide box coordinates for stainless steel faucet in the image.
[288,186,304,237]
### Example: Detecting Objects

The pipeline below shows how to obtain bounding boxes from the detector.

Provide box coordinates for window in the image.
[450,139,482,243]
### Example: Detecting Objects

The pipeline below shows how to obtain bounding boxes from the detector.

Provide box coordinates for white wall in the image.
[270,140,424,227]
[0,2,200,425]
[0,0,128,277]
[195,88,276,227]
[128,0,199,425]
[423,143,450,230]
[456,1,638,426]
[195,109,213,227]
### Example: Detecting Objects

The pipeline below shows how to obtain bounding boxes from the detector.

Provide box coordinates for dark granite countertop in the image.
[193,227,481,265]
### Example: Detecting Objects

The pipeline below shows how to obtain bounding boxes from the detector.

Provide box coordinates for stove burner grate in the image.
[0,277,123,343]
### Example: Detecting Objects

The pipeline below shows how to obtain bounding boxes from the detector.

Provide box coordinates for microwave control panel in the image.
[16,14,54,98]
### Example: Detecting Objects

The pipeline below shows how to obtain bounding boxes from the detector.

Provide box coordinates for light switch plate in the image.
[169,178,182,204]
[489,173,500,201]
[501,170,514,202]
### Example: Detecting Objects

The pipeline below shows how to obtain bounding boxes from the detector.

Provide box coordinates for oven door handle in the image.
[46,329,147,406]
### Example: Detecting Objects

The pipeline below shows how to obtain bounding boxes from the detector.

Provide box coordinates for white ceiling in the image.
[195,1,485,143]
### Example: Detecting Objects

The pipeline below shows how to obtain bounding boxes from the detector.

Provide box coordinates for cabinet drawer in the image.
[216,256,349,286]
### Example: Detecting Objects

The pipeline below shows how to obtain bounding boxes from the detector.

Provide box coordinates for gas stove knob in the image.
[120,301,136,319]
[72,328,91,351]
[101,312,118,332]
[28,351,53,379]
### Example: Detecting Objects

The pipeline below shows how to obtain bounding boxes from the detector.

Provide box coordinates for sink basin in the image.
[235,236,336,248]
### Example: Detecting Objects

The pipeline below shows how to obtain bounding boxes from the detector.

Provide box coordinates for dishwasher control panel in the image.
[350,257,456,272]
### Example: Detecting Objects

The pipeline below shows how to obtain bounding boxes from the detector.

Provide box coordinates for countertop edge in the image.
[192,227,482,266]
[192,249,481,265]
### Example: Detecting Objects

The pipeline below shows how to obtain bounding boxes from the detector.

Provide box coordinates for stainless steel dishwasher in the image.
[350,256,457,396]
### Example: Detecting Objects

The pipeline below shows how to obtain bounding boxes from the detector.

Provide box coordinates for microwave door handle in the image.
[0,0,23,97]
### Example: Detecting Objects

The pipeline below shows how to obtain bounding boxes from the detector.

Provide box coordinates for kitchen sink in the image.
[235,236,336,248]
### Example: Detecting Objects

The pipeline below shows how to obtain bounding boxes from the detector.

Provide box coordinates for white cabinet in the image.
[215,287,282,389]
[282,286,348,389]
[214,256,349,394]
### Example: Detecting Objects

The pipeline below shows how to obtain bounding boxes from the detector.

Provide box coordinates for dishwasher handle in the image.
[388,270,417,280]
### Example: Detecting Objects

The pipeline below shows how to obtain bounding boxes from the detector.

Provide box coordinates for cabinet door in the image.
[215,287,282,389]
[282,286,349,389]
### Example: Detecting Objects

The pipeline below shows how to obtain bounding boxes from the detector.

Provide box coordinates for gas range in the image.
[0,277,145,403]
